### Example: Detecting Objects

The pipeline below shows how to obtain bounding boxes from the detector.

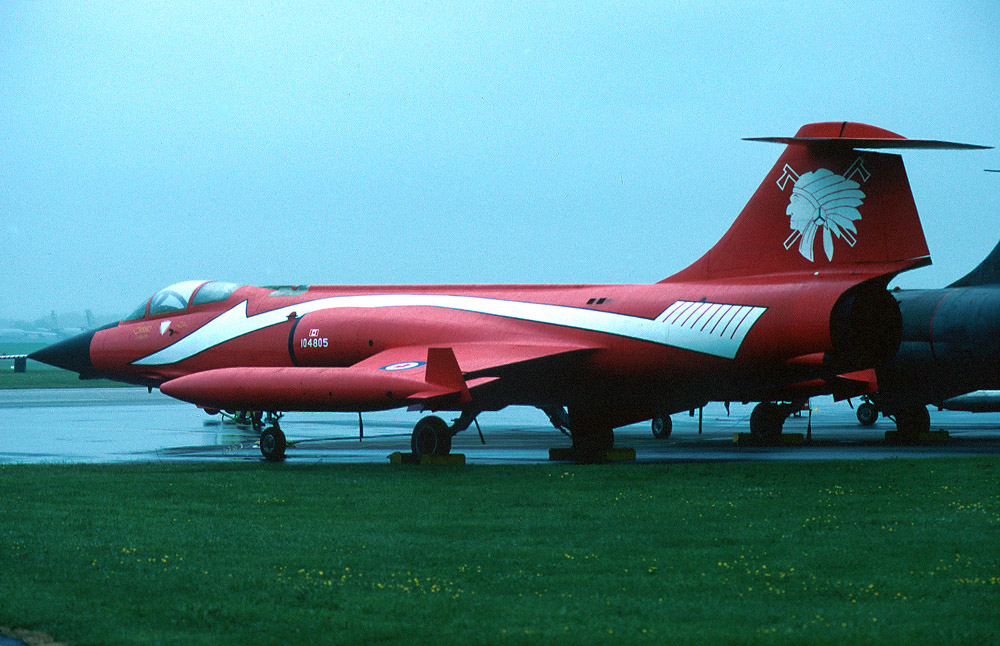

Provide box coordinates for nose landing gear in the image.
[856,400,880,426]
[255,413,286,462]
[259,424,287,462]
[651,414,673,439]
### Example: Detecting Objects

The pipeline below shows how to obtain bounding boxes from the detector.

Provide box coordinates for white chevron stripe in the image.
[133,296,767,366]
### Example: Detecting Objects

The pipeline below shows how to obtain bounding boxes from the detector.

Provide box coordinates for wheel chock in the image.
[733,433,805,447]
[884,429,950,444]
[548,447,636,462]
[388,452,466,465]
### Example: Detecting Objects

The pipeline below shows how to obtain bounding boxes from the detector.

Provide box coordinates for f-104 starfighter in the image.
[31,122,988,460]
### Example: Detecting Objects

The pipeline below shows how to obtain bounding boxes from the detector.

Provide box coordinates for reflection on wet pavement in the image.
[2,388,999,464]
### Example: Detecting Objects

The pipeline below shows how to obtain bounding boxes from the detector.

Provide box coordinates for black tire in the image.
[894,406,930,440]
[651,415,672,439]
[411,416,452,457]
[260,426,286,462]
[856,402,879,426]
[749,402,783,438]
[570,425,614,463]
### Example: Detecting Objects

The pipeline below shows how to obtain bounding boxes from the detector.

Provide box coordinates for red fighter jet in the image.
[31,122,987,461]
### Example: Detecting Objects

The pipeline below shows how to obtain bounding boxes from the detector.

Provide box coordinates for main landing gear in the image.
[409,410,480,458]
[565,408,615,462]
[853,399,936,442]
[749,401,801,440]
[889,405,932,442]
[411,416,452,456]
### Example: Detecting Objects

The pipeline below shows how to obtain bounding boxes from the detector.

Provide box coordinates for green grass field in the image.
[1,459,997,645]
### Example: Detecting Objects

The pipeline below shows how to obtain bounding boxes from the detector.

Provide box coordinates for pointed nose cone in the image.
[29,329,98,376]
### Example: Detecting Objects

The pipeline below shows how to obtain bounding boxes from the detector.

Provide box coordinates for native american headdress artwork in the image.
[776,157,869,262]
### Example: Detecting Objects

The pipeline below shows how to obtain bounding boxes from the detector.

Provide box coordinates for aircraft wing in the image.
[160,343,594,412]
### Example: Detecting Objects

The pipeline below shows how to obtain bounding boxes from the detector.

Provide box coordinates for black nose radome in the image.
[29,329,98,376]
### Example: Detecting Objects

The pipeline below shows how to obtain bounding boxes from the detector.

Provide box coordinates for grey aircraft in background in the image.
[857,236,1000,433]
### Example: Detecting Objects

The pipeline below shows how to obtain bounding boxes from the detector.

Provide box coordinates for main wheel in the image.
[894,406,930,441]
[260,426,286,462]
[651,415,672,439]
[856,402,879,426]
[411,416,452,457]
[749,402,784,439]
[570,425,614,463]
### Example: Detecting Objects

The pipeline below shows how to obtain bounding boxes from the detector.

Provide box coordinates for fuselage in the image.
[44,274,893,427]
[873,286,1000,412]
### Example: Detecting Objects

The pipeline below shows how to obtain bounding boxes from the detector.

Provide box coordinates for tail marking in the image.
[780,156,868,262]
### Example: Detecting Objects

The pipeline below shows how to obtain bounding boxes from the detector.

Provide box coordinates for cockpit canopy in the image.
[125,281,242,320]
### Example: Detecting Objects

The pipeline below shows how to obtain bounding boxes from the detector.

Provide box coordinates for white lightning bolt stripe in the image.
[132,296,767,366]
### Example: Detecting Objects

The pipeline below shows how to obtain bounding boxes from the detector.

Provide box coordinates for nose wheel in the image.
[856,401,879,426]
[651,414,672,439]
[260,424,287,462]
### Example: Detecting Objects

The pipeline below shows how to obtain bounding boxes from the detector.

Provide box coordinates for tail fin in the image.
[664,122,988,283]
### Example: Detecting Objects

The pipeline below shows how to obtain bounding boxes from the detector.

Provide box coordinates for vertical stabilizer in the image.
[663,122,985,283]
[948,239,1000,287]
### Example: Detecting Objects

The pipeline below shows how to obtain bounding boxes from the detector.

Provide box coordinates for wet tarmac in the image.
[2,388,1000,464]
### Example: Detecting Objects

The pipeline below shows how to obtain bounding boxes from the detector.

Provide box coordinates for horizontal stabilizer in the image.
[744,121,990,150]
[745,137,990,150]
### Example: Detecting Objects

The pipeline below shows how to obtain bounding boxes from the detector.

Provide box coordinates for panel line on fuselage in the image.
[131,294,767,366]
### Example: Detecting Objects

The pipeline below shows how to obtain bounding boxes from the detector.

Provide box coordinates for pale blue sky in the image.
[2,1,998,319]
